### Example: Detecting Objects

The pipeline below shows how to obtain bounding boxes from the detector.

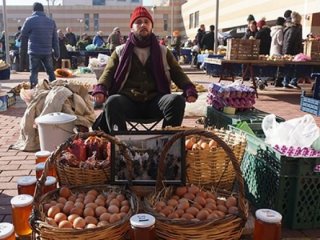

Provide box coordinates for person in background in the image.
[172,30,182,61]
[92,6,198,132]
[270,17,285,56]
[201,25,215,51]
[0,31,5,53]
[247,14,255,27]
[65,27,77,46]
[93,31,106,48]
[184,39,193,48]
[282,11,303,88]
[256,18,271,55]
[159,37,166,46]
[76,33,92,50]
[195,24,206,50]
[283,9,292,26]
[20,2,59,88]
[243,20,258,39]
[55,29,68,69]
[107,27,122,53]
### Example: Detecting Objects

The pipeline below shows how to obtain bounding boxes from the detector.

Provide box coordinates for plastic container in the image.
[10,194,33,238]
[253,209,282,240]
[35,150,51,164]
[36,162,56,179]
[43,176,57,194]
[17,176,37,196]
[35,112,77,151]
[130,213,156,240]
[0,222,15,240]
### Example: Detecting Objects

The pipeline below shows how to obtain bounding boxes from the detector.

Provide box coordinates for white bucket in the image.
[35,112,77,151]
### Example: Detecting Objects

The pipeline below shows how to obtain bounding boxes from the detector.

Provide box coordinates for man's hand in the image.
[93,93,107,104]
[186,96,197,103]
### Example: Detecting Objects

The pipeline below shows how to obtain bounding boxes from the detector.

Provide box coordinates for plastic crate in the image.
[300,92,320,116]
[240,131,320,229]
[205,106,285,138]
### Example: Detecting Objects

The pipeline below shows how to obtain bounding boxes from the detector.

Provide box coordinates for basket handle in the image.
[155,129,247,219]
[30,130,133,231]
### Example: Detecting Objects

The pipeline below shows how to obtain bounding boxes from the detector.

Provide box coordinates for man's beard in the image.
[134,31,151,41]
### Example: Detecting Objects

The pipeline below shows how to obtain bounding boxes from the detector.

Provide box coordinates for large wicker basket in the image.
[144,129,249,240]
[186,128,246,190]
[51,131,126,186]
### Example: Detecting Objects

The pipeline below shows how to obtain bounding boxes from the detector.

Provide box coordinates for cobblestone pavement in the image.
[0,68,319,239]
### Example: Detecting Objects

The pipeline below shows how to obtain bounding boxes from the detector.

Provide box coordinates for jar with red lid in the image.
[130,213,156,240]
[43,176,57,194]
[253,209,282,240]
[35,150,51,164]
[17,176,37,196]
[11,194,33,238]
[0,222,15,240]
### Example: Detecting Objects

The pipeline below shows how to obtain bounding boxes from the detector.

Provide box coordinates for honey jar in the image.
[0,222,15,240]
[17,176,37,196]
[35,150,51,164]
[43,176,57,194]
[36,162,56,179]
[130,213,156,240]
[10,194,33,238]
[253,209,282,240]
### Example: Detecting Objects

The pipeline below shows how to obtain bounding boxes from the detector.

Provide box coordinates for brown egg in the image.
[177,201,189,211]
[67,214,80,224]
[228,206,239,215]
[120,205,129,213]
[192,202,203,210]
[175,209,185,217]
[167,198,179,207]
[73,217,86,229]
[43,203,52,213]
[207,212,219,220]
[46,217,57,227]
[70,207,83,216]
[121,200,129,207]
[215,210,226,218]
[196,209,209,220]
[207,192,217,200]
[183,192,195,201]
[85,223,97,229]
[58,220,73,229]
[181,213,194,220]
[171,195,180,200]
[167,212,179,219]
[47,206,60,218]
[95,198,105,207]
[196,191,207,199]
[95,206,107,217]
[77,193,86,199]
[119,212,126,218]
[185,207,199,217]
[194,196,206,206]
[59,187,72,199]
[96,194,106,201]
[185,139,194,150]
[97,221,109,227]
[192,143,200,150]
[161,206,173,216]
[216,199,226,206]
[57,197,67,204]
[99,212,111,222]
[74,201,84,209]
[109,214,121,224]
[50,200,57,205]
[116,194,125,202]
[217,204,228,213]
[209,140,217,148]
[83,207,95,217]
[84,216,98,225]
[205,203,217,211]
[175,186,188,197]
[84,195,95,205]
[108,205,119,214]
[54,212,67,223]
[85,202,98,209]
[225,196,237,208]
[56,203,64,211]
[68,195,76,202]
[109,198,121,208]
[188,185,200,195]
[87,189,99,197]
[200,142,209,150]
[206,198,216,205]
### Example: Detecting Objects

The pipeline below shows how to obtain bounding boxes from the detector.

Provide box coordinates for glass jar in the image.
[17,176,37,196]
[10,194,34,238]
[36,162,56,179]
[130,213,156,240]
[43,176,57,194]
[35,150,51,164]
[253,209,282,240]
[0,222,15,240]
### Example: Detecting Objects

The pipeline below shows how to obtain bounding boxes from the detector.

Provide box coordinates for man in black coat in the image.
[201,25,215,51]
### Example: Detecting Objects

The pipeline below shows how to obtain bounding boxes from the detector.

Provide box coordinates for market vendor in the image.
[92,6,198,132]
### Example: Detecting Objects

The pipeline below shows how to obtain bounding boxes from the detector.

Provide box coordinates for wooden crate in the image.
[226,38,260,60]
[304,40,320,61]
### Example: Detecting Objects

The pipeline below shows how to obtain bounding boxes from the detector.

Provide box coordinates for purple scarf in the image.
[110,32,170,94]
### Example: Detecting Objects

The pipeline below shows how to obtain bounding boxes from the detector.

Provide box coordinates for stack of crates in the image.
[232,126,320,229]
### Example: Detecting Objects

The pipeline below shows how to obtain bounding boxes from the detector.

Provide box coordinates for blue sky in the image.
[2,0,153,5]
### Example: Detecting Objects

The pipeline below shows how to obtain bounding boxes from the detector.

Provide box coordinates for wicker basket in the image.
[186,128,246,190]
[52,131,129,186]
[144,129,248,240]
[30,184,138,240]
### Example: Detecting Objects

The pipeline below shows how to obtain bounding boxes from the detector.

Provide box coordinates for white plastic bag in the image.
[262,114,320,147]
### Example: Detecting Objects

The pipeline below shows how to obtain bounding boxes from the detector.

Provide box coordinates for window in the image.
[94,13,99,31]
[194,11,199,28]
[131,0,139,2]
[93,0,105,5]
[84,13,90,31]
[189,13,194,29]
[163,14,168,32]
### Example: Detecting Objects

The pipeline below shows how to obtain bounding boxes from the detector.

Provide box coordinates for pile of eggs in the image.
[43,187,131,229]
[185,136,218,151]
[153,185,239,221]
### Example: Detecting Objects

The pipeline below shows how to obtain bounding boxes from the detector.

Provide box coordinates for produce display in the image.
[42,187,132,229]
[58,136,111,169]
[207,83,256,111]
[152,185,239,220]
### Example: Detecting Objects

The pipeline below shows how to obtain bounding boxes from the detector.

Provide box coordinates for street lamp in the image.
[78,18,83,37]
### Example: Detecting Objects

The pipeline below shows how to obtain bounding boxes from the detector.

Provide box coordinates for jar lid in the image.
[36,162,45,170]
[35,112,77,125]
[45,176,57,186]
[130,213,155,228]
[11,194,34,207]
[35,150,51,158]
[17,176,37,186]
[0,222,14,239]
[255,209,282,223]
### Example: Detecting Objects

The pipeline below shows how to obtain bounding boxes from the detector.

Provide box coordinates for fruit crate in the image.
[239,130,320,229]
[300,91,320,116]
[226,38,260,60]
[205,106,284,138]
[303,40,320,61]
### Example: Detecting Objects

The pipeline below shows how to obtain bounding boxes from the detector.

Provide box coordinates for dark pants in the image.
[29,54,55,87]
[104,94,186,132]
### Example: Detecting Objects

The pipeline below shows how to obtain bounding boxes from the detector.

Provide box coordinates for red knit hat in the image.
[257,19,266,28]
[129,6,153,27]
